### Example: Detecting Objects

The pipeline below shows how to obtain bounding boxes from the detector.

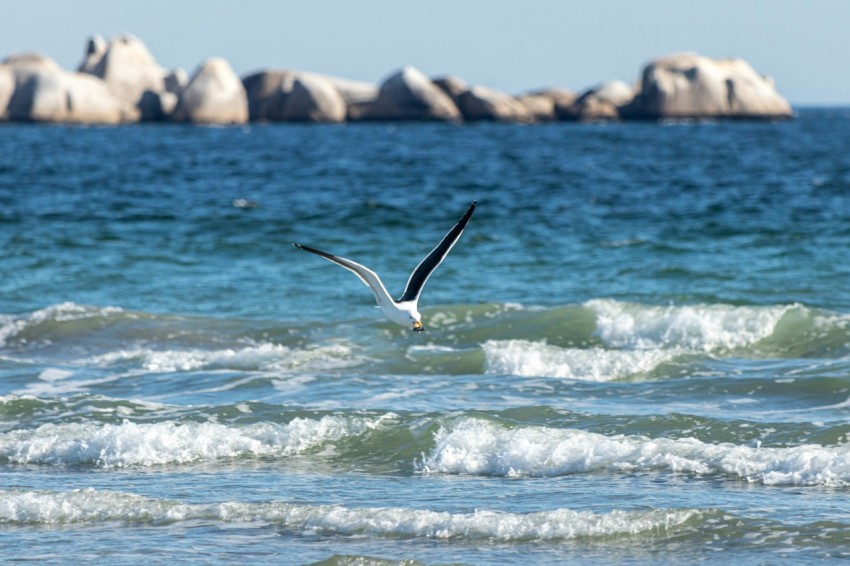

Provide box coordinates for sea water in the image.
[1,110,849,564]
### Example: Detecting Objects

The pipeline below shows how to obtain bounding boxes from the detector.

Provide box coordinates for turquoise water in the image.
[1,111,850,564]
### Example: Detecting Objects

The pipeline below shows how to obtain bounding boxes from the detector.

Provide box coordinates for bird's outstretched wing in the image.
[293,243,395,308]
[397,201,476,304]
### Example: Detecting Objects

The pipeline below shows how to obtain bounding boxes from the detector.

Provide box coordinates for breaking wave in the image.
[0,488,702,540]
[421,417,850,486]
[0,414,395,468]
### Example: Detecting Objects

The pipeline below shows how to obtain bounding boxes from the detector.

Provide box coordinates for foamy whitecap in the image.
[482,340,679,380]
[0,488,701,540]
[586,299,794,351]
[0,302,125,347]
[85,342,364,373]
[0,414,394,468]
[421,418,850,486]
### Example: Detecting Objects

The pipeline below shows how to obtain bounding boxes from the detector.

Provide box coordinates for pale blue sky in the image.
[2,0,848,105]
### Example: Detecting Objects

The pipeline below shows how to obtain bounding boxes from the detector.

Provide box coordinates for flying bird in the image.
[293,201,477,332]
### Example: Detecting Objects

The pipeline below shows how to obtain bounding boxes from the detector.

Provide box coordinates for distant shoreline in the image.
[2,36,796,125]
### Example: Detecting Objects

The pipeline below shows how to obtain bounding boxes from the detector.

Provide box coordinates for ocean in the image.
[1,110,849,564]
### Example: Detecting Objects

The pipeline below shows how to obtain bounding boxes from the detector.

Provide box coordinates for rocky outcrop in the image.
[284,73,346,122]
[324,76,376,106]
[1,53,137,124]
[558,80,633,121]
[0,66,14,117]
[242,69,294,121]
[360,66,461,122]
[515,89,577,122]
[78,34,176,121]
[624,53,793,120]
[457,85,535,122]
[0,35,797,124]
[433,75,468,101]
[173,58,248,124]
[242,70,350,122]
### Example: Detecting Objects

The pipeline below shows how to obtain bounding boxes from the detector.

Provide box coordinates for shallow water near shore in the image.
[1,110,850,564]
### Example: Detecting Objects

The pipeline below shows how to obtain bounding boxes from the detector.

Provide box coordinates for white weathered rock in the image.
[173,58,248,124]
[628,53,792,119]
[77,34,165,107]
[242,69,352,122]
[2,52,137,124]
[516,88,577,122]
[521,88,578,121]
[557,81,632,122]
[457,85,535,122]
[587,80,635,106]
[433,75,468,101]
[284,73,346,122]
[0,65,14,118]
[322,75,376,106]
[242,69,294,121]
[364,66,461,121]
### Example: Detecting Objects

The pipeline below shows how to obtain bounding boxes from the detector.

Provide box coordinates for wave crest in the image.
[421,418,850,486]
[0,488,701,540]
[0,414,394,468]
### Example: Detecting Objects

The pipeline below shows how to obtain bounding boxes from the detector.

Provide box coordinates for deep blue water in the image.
[1,109,850,564]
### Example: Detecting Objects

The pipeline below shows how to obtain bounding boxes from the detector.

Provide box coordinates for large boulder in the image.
[173,58,248,124]
[361,66,461,121]
[77,34,173,121]
[242,69,351,122]
[433,75,468,101]
[456,85,535,123]
[624,53,793,119]
[516,89,577,122]
[78,35,163,103]
[516,93,556,121]
[0,66,14,118]
[284,73,346,122]
[323,75,376,106]
[558,80,633,122]
[1,53,137,124]
[242,69,294,121]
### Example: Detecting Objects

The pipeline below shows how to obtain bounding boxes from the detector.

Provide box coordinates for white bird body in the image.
[294,201,476,331]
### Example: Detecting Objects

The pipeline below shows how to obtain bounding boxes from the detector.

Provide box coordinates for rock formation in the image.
[242,69,294,121]
[172,58,248,124]
[433,75,468,101]
[242,70,357,122]
[558,80,634,121]
[516,89,577,122]
[456,85,535,122]
[360,66,461,122]
[624,53,793,119]
[284,73,346,122]
[1,53,137,124]
[0,35,797,124]
[78,34,177,121]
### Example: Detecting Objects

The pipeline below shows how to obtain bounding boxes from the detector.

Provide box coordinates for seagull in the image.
[293,201,476,332]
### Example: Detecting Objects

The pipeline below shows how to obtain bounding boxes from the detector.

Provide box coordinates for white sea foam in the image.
[0,488,701,540]
[0,414,394,468]
[421,418,850,486]
[586,299,793,351]
[85,342,364,373]
[482,340,679,380]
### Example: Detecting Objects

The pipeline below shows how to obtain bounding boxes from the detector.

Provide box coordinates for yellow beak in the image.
[412,321,423,331]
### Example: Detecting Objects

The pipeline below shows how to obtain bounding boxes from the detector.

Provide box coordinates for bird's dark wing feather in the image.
[398,201,476,303]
